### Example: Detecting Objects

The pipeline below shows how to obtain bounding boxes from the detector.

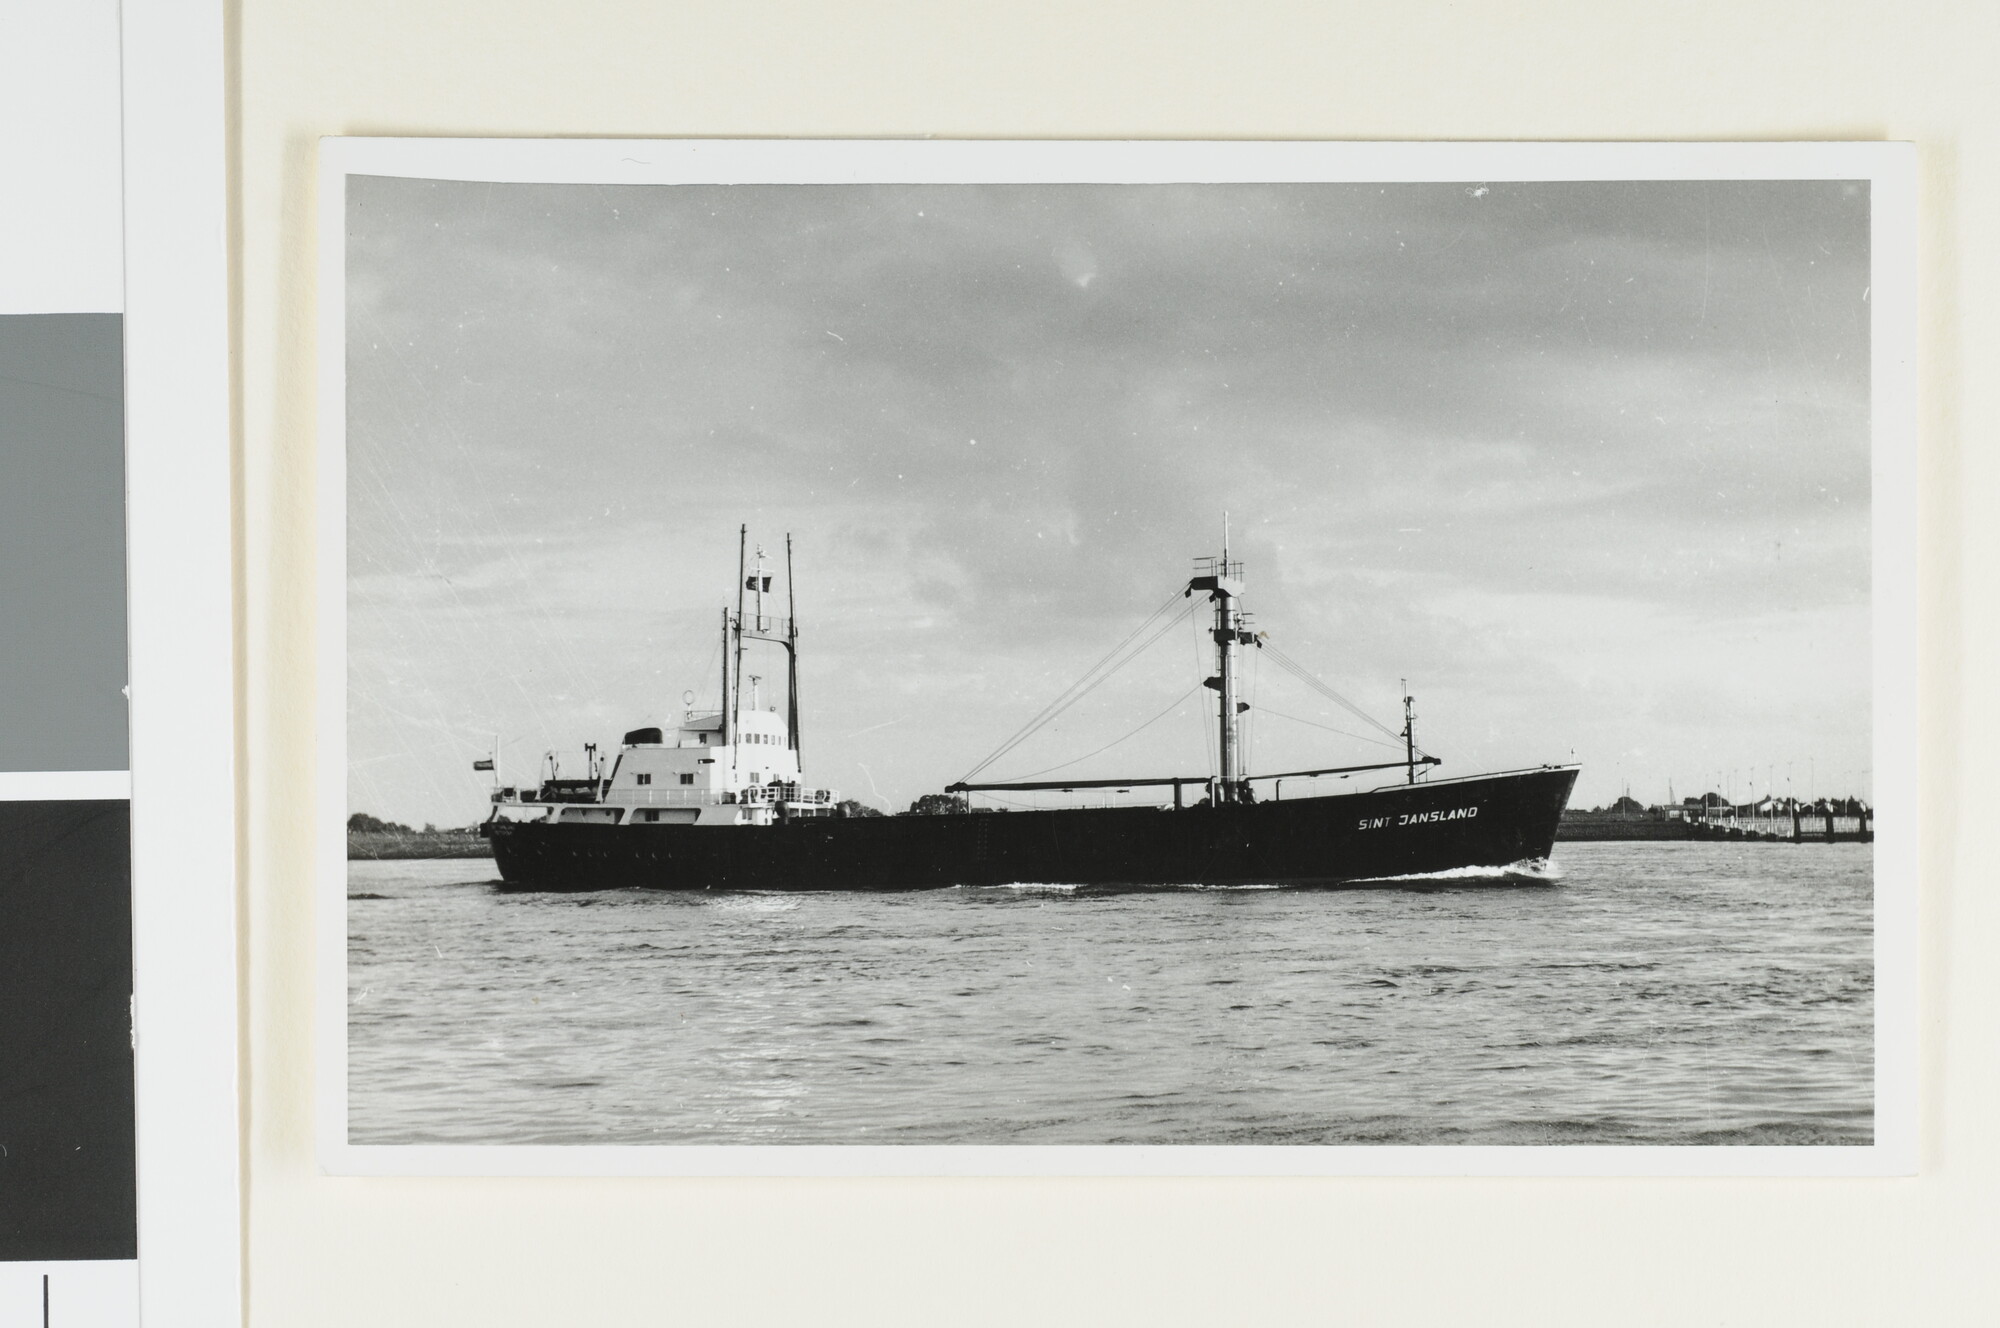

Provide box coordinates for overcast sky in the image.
[347,175,1871,826]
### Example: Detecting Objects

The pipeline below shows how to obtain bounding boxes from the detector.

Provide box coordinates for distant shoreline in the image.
[348,829,491,860]
[1555,811,1870,844]
[1557,812,1709,842]
[345,814,1857,860]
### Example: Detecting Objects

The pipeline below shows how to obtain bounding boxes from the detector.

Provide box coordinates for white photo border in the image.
[123,0,244,1318]
[316,138,1918,1178]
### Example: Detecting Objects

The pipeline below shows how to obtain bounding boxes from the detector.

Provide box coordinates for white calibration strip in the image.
[0,772,133,802]
[0,1263,137,1328]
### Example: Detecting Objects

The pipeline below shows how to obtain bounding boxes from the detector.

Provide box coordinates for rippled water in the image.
[346,842,1872,1146]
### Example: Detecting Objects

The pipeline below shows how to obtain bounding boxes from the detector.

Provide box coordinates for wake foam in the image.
[972,881,1282,894]
[1350,856,1561,885]
[957,858,1563,894]
[968,866,1557,893]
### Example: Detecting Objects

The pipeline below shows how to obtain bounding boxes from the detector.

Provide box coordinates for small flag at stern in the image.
[473,758,495,771]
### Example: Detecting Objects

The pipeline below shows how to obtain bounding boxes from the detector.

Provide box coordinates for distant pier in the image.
[1559,796,1872,844]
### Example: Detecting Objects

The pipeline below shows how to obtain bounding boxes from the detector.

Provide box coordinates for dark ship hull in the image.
[486,765,1577,893]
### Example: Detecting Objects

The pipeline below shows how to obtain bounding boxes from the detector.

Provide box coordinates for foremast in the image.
[730,525,797,744]
[728,525,811,806]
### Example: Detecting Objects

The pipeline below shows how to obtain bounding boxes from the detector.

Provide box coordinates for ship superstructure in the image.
[486,527,837,832]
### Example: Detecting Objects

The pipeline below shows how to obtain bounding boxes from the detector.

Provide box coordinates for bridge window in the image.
[679,773,694,786]
[636,773,652,785]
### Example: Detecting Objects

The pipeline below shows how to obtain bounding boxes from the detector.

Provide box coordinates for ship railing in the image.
[487,802,557,823]
[491,782,611,805]
[737,783,837,807]
[595,785,837,809]
[604,789,737,808]
[733,613,795,641]
[493,784,840,813]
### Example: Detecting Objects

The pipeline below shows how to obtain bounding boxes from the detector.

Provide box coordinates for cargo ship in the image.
[481,527,1578,891]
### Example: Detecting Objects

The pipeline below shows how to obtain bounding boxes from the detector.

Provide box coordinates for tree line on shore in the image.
[347,812,479,835]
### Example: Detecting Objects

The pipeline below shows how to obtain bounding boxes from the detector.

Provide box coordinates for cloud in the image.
[345,176,1872,823]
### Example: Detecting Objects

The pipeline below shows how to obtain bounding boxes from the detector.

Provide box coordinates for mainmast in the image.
[1216,530,1241,800]
[1401,682,1417,785]
[955,526,1450,805]
[1188,520,1256,806]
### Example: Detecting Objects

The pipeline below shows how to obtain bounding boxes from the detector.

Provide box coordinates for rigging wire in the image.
[960,584,1429,794]
[957,590,1193,784]
[1252,704,1404,750]
[957,590,1181,781]
[970,603,1196,777]
[1258,640,1407,744]
[1008,682,1207,781]
[1246,631,1260,775]
[1194,606,1217,783]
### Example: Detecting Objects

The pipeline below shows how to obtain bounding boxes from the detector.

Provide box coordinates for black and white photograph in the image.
[324,142,1913,1168]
